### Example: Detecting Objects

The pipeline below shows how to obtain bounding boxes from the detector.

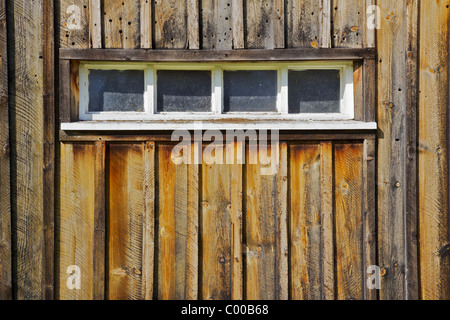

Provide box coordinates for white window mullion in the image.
[279,66,289,114]
[144,66,155,114]
[212,66,223,114]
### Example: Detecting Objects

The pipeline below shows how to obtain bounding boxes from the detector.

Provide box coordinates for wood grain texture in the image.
[376,0,411,300]
[0,0,11,300]
[332,0,364,48]
[9,0,44,300]
[187,0,200,49]
[246,143,285,299]
[140,0,152,48]
[154,0,187,49]
[107,143,144,300]
[286,0,321,48]
[334,143,363,300]
[89,0,102,48]
[201,0,233,50]
[245,0,284,49]
[157,144,189,300]
[103,0,140,49]
[320,141,334,300]
[418,0,450,300]
[231,0,244,49]
[43,0,55,300]
[58,143,96,300]
[201,143,233,300]
[290,144,322,300]
[142,141,155,300]
[60,0,90,48]
[93,141,105,300]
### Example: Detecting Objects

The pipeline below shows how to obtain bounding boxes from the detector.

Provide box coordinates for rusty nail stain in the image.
[341,182,348,189]
[380,268,387,276]
[311,41,318,48]
[202,201,209,208]
[134,269,142,275]
[395,181,401,187]
[437,148,443,154]
[351,26,359,32]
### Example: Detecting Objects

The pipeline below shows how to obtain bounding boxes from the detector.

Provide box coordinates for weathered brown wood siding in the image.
[1,0,450,300]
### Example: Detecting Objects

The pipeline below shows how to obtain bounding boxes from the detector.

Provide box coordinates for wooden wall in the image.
[0,0,449,300]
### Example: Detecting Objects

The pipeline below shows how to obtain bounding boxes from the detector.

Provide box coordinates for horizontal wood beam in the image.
[60,48,376,62]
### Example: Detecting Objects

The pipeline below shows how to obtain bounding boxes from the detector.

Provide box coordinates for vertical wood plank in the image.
[140,0,152,48]
[60,0,90,48]
[187,0,200,49]
[289,143,322,300]
[158,144,189,300]
[89,0,102,48]
[364,0,375,48]
[154,0,187,49]
[363,139,377,300]
[93,141,105,300]
[320,141,334,300]
[201,143,232,300]
[0,0,11,300]
[404,0,419,300]
[319,0,331,48]
[186,142,199,300]
[201,0,233,50]
[418,0,450,300]
[332,0,364,48]
[9,0,44,299]
[231,0,245,49]
[142,141,155,300]
[376,0,411,300]
[43,0,55,300]
[59,60,71,124]
[245,0,284,49]
[103,0,140,49]
[231,141,243,300]
[286,0,321,48]
[334,143,363,300]
[107,143,144,300]
[276,142,288,300]
[58,143,96,300]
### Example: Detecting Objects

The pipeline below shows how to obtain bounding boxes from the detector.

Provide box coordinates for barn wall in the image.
[0,0,449,300]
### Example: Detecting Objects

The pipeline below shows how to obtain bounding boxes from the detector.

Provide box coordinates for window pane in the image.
[157,70,212,112]
[224,70,278,112]
[288,70,341,113]
[88,69,145,112]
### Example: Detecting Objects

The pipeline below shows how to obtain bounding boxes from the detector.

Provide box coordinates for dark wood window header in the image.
[59,48,376,62]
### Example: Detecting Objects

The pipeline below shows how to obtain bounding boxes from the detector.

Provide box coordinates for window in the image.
[78,61,354,121]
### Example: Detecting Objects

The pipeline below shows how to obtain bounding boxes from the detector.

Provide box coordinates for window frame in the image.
[77,61,354,121]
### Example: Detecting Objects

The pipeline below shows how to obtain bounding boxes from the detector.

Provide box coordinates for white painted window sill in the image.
[61,120,377,131]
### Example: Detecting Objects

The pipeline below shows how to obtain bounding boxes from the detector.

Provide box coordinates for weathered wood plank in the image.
[363,139,376,300]
[319,0,331,48]
[140,0,152,48]
[58,143,96,300]
[103,0,140,49]
[158,144,188,300]
[201,143,232,300]
[9,0,44,299]
[332,0,364,48]
[230,141,243,300]
[186,142,199,300]
[89,0,102,48]
[187,0,199,49]
[287,0,321,48]
[107,143,144,300]
[418,0,450,300]
[202,0,233,50]
[59,60,71,124]
[245,0,284,49]
[60,47,377,61]
[290,143,322,300]
[142,141,155,300]
[0,0,11,300]
[276,142,288,300]
[377,0,410,300]
[320,141,334,300]
[60,0,90,48]
[246,143,279,300]
[43,0,55,300]
[93,141,105,300]
[154,0,187,49]
[334,143,363,300]
[231,0,244,49]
